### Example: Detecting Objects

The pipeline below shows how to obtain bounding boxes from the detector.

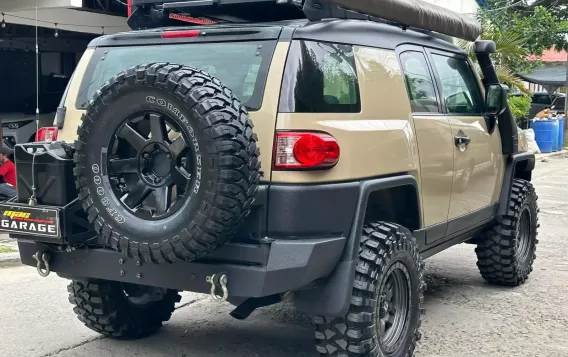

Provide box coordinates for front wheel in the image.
[68,280,180,339]
[313,222,425,357]
[475,179,539,286]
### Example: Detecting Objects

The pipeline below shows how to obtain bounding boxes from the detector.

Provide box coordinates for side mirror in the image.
[485,84,508,116]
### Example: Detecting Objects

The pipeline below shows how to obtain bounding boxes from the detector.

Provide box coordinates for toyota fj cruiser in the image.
[3,1,538,356]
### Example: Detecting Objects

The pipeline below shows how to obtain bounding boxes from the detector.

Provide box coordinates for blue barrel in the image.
[559,118,565,150]
[532,120,556,153]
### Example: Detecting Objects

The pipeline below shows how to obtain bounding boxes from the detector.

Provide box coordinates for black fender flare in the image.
[497,152,535,216]
[294,174,420,317]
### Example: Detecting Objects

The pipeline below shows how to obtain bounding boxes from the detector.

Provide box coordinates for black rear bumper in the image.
[18,236,345,299]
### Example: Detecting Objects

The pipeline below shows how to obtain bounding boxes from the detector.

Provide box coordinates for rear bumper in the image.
[17,236,345,298]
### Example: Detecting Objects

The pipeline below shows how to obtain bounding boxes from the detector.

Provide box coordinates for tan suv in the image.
[4,1,538,356]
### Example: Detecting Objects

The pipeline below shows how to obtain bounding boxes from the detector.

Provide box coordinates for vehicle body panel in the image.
[272,46,421,185]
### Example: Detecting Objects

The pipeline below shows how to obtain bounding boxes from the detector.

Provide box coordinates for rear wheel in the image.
[68,280,180,339]
[313,222,424,357]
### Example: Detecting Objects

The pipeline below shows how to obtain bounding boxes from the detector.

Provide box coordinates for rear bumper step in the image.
[17,236,345,298]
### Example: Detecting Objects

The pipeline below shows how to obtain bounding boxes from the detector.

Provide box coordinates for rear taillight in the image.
[36,127,59,142]
[274,132,340,170]
[161,30,201,39]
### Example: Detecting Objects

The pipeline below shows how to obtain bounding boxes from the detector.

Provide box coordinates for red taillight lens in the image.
[274,132,340,170]
[36,127,59,142]
[161,30,201,39]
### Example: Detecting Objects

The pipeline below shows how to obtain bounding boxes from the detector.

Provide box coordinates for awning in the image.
[329,0,482,41]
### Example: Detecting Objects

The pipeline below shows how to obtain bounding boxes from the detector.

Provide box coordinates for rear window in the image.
[279,40,361,113]
[76,40,277,111]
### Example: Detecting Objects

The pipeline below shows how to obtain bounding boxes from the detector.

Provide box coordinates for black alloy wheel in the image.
[107,111,194,220]
[378,263,412,354]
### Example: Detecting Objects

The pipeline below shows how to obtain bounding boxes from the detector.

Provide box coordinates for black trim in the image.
[267,182,360,237]
[498,152,536,216]
[18,236,345,298]
[92,25,282,47]
[424,221,447,245]
[420,220,489,259]
[344,175,420,261]
[293,175,421,317]
[445,204,496,237]
[292,19,466,52]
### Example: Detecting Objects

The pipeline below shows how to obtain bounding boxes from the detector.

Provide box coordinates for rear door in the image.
[427,49,502,224]
[398,47,454,242]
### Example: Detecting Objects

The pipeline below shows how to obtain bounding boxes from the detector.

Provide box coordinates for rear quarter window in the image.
[76,40,277,111]
[279,40,361,113]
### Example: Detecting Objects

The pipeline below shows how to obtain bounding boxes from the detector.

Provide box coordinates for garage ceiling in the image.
[1,0,129,34]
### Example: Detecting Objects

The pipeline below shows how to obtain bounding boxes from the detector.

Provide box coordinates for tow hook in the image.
[33,251,51,277]
[206,273,229,302]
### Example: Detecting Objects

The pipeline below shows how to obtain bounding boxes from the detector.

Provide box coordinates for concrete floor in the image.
[1,156,567,357]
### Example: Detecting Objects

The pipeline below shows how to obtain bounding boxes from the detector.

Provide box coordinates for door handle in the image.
[454,135,471,146]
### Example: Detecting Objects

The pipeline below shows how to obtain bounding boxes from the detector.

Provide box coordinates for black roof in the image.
[89,18,465,55]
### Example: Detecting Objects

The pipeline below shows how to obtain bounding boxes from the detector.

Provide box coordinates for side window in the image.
[399,51,439,113]
[431,54,484,115]
[279,40,361,113]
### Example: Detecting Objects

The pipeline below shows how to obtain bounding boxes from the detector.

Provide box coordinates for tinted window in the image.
[399,51,439,113]
[431,55,484,115]
[532,94,552,105]
[279,40,360,113]
[76,41,276,111]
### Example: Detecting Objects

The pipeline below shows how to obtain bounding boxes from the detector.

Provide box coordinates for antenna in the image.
[35,6,39,135]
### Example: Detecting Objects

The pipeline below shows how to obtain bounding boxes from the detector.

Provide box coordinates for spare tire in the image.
[74,63,260,263]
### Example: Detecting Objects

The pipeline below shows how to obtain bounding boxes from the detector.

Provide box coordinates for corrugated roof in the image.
[528,49,568,62]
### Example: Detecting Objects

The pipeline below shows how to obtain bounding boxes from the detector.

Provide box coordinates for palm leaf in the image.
[496,65,531,95]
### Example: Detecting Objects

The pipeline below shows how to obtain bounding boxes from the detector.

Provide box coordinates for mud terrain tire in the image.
[74,63,260,263]
[68,280,180,339]
[313,222,425,357]
[476,179,539,286]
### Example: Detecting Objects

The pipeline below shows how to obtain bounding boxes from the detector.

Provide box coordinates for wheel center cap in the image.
[140,143,172,186]
[152,152,170,176]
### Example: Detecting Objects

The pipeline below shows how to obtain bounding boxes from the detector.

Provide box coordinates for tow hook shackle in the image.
[206,273,229,302]
[33,251,51,277]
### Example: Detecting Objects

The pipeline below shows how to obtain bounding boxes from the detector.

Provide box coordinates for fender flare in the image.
[294,174,420,317]
[497,152,536,216]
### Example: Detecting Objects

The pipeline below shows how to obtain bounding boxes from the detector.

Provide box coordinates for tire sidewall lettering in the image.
[146,96,202,196]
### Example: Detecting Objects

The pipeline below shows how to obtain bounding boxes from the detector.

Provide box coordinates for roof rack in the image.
[128,0,481,42]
